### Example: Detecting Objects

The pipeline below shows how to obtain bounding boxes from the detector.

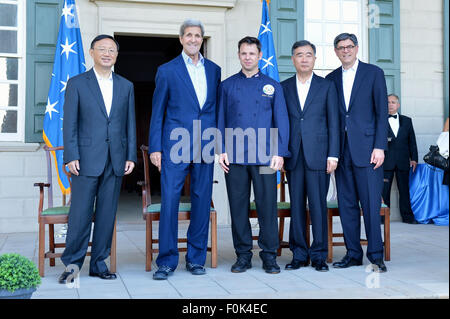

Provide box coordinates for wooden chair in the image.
[35,145,117,277]
[326,200,391,263]
[138,145,218,271]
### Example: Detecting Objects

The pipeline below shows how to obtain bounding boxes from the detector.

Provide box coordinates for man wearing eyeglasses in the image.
[59,34,137,283]
[326,33,388,272]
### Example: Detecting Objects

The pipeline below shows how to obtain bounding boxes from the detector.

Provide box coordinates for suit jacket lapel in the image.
[302,73,321,115]
[335,68,346,112]
[203,60,213,108]
[174,55,201,110]
[286,76,301,118]
[86,69,108,118]
[348,61,367,111]
[109,72,121,118]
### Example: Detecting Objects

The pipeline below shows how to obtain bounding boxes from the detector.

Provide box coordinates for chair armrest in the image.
[34,183,50,188]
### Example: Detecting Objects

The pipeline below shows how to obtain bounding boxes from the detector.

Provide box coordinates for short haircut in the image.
[90,34,120,51]
[388,94,400,102]
[333,33,358,48]
[291,40,316,55]
[179,19,205,37]
[238,36,261,52]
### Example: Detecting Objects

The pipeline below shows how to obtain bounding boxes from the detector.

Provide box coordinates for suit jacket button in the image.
[105,139,109,142]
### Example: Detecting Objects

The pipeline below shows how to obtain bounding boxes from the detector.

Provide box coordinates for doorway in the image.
[114,35,205,216]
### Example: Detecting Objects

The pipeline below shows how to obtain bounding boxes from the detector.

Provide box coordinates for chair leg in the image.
[49,224,55,267]
[384,209,391,261]
[277,217,285,256]
[210,211,218,268]
[327,209,333,263]
[38,222,45,277]
[145,215,152,271]
[110,220,117,273]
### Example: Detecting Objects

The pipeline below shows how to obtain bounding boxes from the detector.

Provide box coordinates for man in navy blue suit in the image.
[326,33,388,272]
[281,40,340,272]
[148,19,221,280]
[217,37,290,274]
[59,35,137,283]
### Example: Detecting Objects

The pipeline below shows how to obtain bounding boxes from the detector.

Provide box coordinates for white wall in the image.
[400,0,445,160]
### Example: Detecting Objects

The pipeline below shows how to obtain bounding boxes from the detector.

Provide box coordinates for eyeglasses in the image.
[336,45,356,51]
[94,47,118,55]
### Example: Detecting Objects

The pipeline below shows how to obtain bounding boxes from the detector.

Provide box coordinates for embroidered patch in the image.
[262,84,275,96]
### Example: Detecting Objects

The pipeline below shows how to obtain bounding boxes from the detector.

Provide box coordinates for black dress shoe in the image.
[285,259,309,270]
[403,219,419,224]
[153,265,174,280]
[58,271,75,284]
[262,259,280,274]
[332,255,363,269]
[311,260,329,272]
[89,271,117,280]
[371,259,387,273]
[231,258,252,273]
[186,262,206,275]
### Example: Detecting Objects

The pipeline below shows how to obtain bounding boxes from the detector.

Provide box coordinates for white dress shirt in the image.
[93,67,113,117]
[342,59,359,111]
[388,113,400,137]
[296,72,338,163]
[296,72,313,111]
[182,50,207,109]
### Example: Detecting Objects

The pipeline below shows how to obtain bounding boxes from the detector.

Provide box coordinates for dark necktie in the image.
[388,114,397,119]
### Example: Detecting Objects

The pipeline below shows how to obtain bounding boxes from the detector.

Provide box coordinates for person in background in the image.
[442,117,449,186]
[382,94,419,224]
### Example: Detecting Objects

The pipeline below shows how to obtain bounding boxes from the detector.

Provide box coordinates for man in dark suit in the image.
[59,35,137,283]
[326,33,388,272]
[217,37,290,274]
[281,40,340,272]
[382,94,418,224]
[148,19,221,280]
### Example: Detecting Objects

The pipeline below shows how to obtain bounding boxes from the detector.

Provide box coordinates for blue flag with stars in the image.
[43,0,86,195]
[258,0,281,186]
[258,0,279,82]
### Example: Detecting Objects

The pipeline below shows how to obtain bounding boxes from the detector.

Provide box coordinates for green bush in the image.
[0,253,41,292]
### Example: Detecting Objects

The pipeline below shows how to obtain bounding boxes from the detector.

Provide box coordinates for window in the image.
[304,0,368,77]
[0,0,24,141]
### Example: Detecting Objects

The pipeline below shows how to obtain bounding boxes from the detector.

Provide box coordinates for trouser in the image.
[383,167,415,222]
[61,153,122,274]
[335,136,384,262]
[286,143,329,263]
[156,160,214,269]
[225,164,278,261]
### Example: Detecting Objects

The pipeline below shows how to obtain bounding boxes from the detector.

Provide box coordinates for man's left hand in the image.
[370,148,385,169]
[327,159,338,174]
[410,160,418,173]
[270,156,284,171]
[124,161,135,175]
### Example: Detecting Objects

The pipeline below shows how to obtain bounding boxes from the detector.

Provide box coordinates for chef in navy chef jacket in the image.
[217,36,290,274]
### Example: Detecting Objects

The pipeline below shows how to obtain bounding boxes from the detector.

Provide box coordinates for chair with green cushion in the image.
[138,145,218,271]
[326,199,391,263]
[35,145,117,277]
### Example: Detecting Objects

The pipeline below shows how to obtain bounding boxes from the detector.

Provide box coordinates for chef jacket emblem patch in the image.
[262,84,275,97]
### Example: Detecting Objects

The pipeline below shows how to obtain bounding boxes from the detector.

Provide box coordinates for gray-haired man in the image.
[148,19,221,280]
